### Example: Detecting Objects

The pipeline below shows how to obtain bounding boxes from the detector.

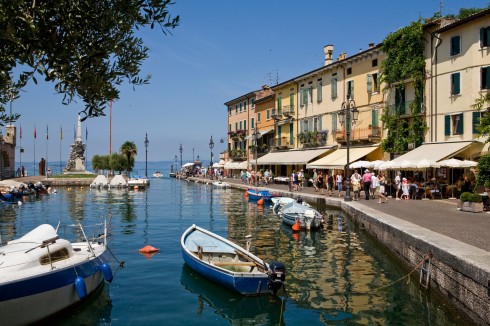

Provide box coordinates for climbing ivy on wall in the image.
[380,20,427,154]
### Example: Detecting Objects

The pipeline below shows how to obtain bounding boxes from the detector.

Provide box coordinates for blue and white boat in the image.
[181,224,286,296]
[247,188,278,202]
[0,223,113,325]
[280,202,324,230]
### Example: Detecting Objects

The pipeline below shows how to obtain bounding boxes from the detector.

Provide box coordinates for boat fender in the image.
[138,245,160,253]
[257,198,264,205]
[101,263,114,283]
[75,276,87,299]
[292,221,300,232]
[244,191,248,198]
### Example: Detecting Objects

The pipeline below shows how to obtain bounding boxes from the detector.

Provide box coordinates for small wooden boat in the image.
[181,224,286,296]
[247,188,278,202]
[280,202,324,230]
[0,223,114,325]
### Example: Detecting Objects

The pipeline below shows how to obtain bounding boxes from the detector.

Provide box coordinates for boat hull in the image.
[280,203,323,230]
[0,250,111,326]
[247,189,277,201]
[181,225,282,296]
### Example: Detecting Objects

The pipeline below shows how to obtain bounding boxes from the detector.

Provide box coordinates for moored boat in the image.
[181,224,286,296]
[0,223,114,325]
[153,171,163,178]
[212,181,231,188]
[247,188,278,202]
[271,196,310,213]
[280,202,324,230]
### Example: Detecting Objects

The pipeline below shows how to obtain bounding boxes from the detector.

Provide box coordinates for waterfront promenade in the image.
[189,175,490,325]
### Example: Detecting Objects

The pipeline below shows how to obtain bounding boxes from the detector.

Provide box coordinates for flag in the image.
[34,126,36,139]
[60,126,62,140]
[20,125,22,139]
[46,125,48,140]
[86,126,88,140]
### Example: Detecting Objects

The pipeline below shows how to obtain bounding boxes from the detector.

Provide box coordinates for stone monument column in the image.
[63,114,88,174]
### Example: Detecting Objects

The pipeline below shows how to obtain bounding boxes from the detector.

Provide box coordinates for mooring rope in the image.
[373,253,431,292]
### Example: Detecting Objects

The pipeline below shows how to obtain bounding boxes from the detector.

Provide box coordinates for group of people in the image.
[240,169,272,186]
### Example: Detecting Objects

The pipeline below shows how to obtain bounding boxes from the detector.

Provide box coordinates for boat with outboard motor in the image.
[181,224,286,296]
[271,196,310,214]
[279,202,324,230]
[246,188,278,202]
[0,222,114,325]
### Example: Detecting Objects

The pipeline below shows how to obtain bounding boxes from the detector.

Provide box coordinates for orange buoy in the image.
[244,191,248,198]
[292,233,300,241]
[257,198,264,205]
[139,245,159,253]
[292,221,301,232]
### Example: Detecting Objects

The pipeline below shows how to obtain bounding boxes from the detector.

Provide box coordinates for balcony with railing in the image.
[334,126,381,144]
[386,100,423,116]
[297,130,328,148]
[227,149,247,160]
[271,137,294,150]
[271,108,283,120]
[282,105,295,117]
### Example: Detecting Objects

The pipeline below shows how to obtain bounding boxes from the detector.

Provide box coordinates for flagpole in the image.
[34,125,36,176]
[85,126,88,168]
[60,125,62,175]
[46,125,48,177]
[109,100,112,155]
[19,124,22,176]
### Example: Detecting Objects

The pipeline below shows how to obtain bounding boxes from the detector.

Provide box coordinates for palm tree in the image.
[120,141,137,177]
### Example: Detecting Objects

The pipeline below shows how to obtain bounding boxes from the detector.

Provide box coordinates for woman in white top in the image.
[336,172,343,197]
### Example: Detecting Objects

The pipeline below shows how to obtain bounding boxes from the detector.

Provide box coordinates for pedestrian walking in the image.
[362,169,372,200]
[336,171,343,197]
[378,172,388,203]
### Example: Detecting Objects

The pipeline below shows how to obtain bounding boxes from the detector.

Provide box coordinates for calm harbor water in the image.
[1,162,474,325]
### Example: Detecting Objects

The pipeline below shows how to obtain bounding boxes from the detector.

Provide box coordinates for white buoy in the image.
[17,201,22,206]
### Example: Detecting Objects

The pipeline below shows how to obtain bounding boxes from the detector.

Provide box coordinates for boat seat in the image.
[212,261,257,267]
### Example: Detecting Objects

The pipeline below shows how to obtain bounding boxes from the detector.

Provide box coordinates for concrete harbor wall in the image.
[192,177,490,325]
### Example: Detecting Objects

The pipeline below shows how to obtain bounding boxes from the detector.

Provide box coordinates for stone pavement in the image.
[211,176,490,252]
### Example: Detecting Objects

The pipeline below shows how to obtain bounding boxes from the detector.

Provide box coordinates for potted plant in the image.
[484,181,490,196]
[459,192,483,213]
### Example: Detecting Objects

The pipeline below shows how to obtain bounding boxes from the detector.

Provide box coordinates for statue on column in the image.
[63,114,87,174]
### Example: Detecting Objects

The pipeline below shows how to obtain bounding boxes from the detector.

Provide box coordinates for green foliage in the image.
[475,154,490,189]
[0,1,179,124]
[380,20,427,154]
[484,181,490,189]
[120,141,137,175]
[471,93,490,142]
[460,192,482,203]
[109,153,127,174]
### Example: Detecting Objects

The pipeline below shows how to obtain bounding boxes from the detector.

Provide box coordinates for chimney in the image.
[369,43,375,48]
[323,44,333,66]
[338,52,347,61]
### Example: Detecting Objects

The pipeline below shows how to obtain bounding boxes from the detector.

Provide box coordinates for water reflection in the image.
[180,264,285,325]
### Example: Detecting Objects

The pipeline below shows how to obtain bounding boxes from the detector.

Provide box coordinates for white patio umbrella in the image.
[349,160,372,169]
[438,158,471,199]
[461,160,478,168]
[414,158,440,169]
[378,160,397,170]
[371,160,387,170]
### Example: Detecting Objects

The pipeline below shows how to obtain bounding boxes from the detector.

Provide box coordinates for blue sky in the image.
[9,0,490,164]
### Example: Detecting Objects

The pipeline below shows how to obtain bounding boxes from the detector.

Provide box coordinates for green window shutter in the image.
[251,118,254,129]
[244,120,247,130]
[444,115,450,135]
[486,27,490,47]
[481,28,485,47]
[229,124,231,132]
[290,93,294,107]
[332,113,337,132]
[451,36,460,55]
[367,74,373,93]
[331,78,337,98]
[485,67,490,89]
[289,124,294,145]
[317,82,322,102]
[457,114,464,135]
[452,73,460,95]
[371,109,379,127]
[472,112,480,134]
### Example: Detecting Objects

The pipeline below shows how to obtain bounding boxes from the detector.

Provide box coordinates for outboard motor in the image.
[296,196,303,204]
[267,261,286,295]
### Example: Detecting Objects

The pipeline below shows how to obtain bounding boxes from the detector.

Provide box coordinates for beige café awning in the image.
[307,146,379,169]
[224,161,248,170]
[244,128,275,140]
[390,141,483,163]
[254,148,332,165]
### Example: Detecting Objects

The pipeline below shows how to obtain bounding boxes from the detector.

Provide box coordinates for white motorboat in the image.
[212,181,231,188]
[0,223,114,325]
[271,196,310,213]
[279,202,324,230]
[128,175,150,189]
[153,171,163,178]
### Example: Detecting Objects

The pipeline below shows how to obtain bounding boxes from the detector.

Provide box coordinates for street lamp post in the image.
[179,144,183,171]
[209,135,214,168]
[253,129,260,188]
[144,133,149,178]
[337,96,359,202]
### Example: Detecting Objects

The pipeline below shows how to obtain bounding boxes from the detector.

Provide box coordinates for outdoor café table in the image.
[274,177,290,184]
